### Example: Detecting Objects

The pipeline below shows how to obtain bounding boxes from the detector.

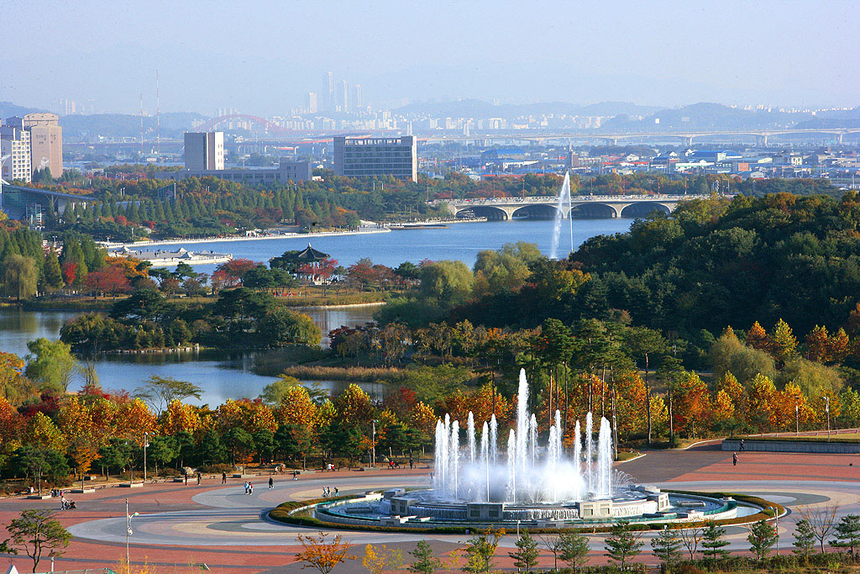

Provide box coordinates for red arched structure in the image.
[194,114,294,135]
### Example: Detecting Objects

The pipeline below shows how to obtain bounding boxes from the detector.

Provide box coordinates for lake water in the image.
[0,218,634,404]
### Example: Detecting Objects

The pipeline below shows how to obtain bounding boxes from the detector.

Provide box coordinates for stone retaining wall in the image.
[722,438,860,453]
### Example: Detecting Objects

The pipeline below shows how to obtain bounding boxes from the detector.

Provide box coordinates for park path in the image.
[0,448,857,573]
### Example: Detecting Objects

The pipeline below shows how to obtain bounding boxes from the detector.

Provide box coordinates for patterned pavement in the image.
[0,447,857,573]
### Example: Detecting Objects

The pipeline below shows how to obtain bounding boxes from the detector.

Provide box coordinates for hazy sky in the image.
[3,0,859,115]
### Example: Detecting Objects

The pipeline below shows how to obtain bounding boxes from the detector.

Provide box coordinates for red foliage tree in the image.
[83,265,131,299]
[214,259,259,287]
[61,261,77,286]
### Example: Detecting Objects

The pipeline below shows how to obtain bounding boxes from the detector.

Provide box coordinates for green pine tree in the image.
[407,540,441,574]
[701,522,730,563]
[831,514,860,559]
[509,530,539,574]
[558,529,590,572]
[747,518,778,562]
[792,519,816,562]
[43,250,64,289]
[605,519,643,572]
[651,526,683,570]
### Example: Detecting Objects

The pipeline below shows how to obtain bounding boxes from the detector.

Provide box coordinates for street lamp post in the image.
[825,397,831,442]
[125,498,139,568]
[143,432,149,483]
[795,404,799,435]
[371,420,377,467]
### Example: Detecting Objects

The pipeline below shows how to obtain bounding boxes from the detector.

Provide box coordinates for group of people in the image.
[321,486,338,497]
[243,481,254,495]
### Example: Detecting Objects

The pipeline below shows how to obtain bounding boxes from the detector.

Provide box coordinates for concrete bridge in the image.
[437,194,711,220]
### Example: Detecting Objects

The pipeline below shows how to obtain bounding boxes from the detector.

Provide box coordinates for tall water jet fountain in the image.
[312,369,752,529]
[549,171,574,260]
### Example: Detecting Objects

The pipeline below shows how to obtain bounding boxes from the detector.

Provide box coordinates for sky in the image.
[2,0,859,116]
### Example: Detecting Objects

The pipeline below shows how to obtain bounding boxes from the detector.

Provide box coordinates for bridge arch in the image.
[620,202,671,218]
[570,203,618,218]
[457,205,510,221]
[511,204,560,220]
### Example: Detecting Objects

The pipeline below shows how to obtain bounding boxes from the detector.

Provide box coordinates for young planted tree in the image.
[651,526,682,570]
[798,504,839,553]
[605,519,643,572]
[831,514,860,559]
[295,532,351,574]
[747,519,778,562]
[407,540,441,574]
[7,509,72,573]
[701,522,730,563]
[792,519,816,562]
[538,534,564,572]
[463,529,502,574]
[509,529,539,573]
[558,529,590,571]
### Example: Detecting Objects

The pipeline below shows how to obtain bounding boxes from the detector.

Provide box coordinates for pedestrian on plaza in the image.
[268,477,274,489]
[248,482,254,495]
[292,469,298,481]
[409,456,414,470]
[732,452,738,466]
[197,472,201,485]
[334,487,339,496]
[184,474,188,486]
[739,439,745,452]
[222,472,227,484]
[244,481,249,494]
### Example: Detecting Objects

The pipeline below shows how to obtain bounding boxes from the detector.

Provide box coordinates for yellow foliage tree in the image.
[24,412,64,451]
[711,389,735,426]
[274,385,318,428]
[161,400,202,435]
[295,532,352,574]
[673,372,711,438]
[746,373,777,431]
[746,321,771,352]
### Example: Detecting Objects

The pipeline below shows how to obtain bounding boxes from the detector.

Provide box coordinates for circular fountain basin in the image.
[312,485,750,529]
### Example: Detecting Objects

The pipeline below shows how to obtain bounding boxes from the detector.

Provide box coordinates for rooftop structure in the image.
[155,159,312,184]
[333,135,417,181]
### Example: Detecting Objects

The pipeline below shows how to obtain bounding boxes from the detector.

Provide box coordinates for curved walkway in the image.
[0,447,858,573]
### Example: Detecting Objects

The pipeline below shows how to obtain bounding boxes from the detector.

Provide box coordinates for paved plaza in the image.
[0,444,858,573]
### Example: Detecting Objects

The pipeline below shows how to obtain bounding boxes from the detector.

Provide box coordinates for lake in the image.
[0,218,634,404]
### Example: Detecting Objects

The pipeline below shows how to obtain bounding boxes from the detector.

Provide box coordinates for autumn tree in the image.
[295,532,351,574]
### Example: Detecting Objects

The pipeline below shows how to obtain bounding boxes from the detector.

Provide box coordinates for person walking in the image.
[268,477,274,489]
[732,452,738,466]
[292,469,298,481]
[197,472,202,485]
[409,456,414,470]
[248,482,254,495]
[739,439,745,452]
[222,472,227,484]
[244,481,249,494]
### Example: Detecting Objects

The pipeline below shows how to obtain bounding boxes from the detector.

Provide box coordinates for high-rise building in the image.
[306,92,318,114]
[339,80,349,112]
[322,72,334,111]
[0,126,33,183]
[7,113,63,177]
[353,84,362,109]
[333,136,417,181]
[184,132,224,170]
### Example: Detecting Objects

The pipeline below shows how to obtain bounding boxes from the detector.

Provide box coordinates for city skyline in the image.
[2,0,859,116]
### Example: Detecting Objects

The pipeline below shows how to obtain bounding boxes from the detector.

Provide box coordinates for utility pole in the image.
[371,420,377,467]
[125,499,138,568]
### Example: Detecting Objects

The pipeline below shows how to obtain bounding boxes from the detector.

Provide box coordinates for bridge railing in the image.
[431,194,712,206]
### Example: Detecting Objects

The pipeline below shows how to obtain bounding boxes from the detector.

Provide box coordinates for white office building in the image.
[185,132,224,171]
[0,126,32,183]
[333,135,417,181]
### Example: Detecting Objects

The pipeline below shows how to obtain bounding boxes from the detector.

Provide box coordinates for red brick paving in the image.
[0,450,857,573]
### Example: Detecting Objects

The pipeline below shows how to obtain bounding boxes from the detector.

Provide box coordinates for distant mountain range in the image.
[4,100,860,140]
[393,99,663,119]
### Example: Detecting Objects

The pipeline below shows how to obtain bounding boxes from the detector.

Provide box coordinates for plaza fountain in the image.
[311,369,755,529]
